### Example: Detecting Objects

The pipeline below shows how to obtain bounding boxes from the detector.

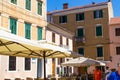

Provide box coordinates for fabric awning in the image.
[61,57,105,67]
[0,29,72,58]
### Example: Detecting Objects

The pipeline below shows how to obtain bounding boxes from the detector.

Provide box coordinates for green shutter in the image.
[10,18,17,34]
[77,28,84,37]
[76,14,79,21]
[100,10,103,18]
[78,48,84,55]
[97,47,103,57]
[96,26,102,36]
[25,23,31,39]
[65,16,67,23]
[11,0,17,4]
[59,16,62,23]
[37,27,42,40]
[81,13,84,20]
[26,0,31,10]
[38,1,42,15]
[94,11,96,18]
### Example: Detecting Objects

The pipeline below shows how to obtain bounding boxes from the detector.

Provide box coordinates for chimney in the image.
[92,2,95,4]
[63,3,68,9]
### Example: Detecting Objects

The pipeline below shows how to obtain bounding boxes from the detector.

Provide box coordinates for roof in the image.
[110,17,120,25]
[47,2,108,15]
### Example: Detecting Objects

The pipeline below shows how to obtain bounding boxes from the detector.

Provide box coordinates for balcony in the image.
[74,36,85,43]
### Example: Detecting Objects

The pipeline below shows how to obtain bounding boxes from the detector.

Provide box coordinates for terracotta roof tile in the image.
[47,2,108,14]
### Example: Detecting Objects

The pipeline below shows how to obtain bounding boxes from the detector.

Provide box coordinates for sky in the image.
[47,0,120,17]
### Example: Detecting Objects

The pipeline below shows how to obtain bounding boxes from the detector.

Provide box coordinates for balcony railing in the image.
[74,36,85,43]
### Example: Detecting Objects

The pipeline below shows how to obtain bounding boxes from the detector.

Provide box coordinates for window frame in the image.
[59,15,67,23]
[95,25,103,37]
[25,0,31,11]
[96,46,104,57]
[25,22,31,39]
[37,0,42,15]
[115,28,120,36]
[10,17,17,35]
[10,0,17,4]
[9,56,16,71]
[94,9,103,19]
[76,12,84,21]
[77,28,84,37]
[37,26,42,40]
[24,58,31,71]
[116,46,120,55]
[78,47,84,56]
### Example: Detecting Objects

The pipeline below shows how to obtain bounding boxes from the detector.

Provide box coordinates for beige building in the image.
[0,0,46,79]
[47,1,114,62]
[45,23,73,78]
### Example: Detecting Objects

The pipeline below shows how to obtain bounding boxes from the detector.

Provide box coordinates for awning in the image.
[61,57,105,67]
[0,29,73,58]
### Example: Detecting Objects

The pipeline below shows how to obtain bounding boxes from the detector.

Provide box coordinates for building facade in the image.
[0,0,46,79]
[45,23,73,78]
[107,17,120,69]
[47,1,113,62]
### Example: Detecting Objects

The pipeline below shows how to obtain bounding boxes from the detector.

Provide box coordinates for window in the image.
[59,15,67,23]
[76,13,84,21]
[10,18,17,34]
[37,1,42,15]
[11,0,17,4]
[94,10,103,19]
[115,28,120,36]
[78,48,84,55]
[66,38,69,46]
[25,58,31,70]
[60,35,62,45]
[77,28,84,37]
[96,25,102,36]
[25,0,31,10]
[56,67,60,74]
[25,23,31,39]
[116,47,120,55]
[97,47,103,57]
[52,33,55,43]
[37,27,42,40]
[9,56,16,71]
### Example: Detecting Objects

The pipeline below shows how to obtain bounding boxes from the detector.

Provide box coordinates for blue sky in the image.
[47,0,120,17]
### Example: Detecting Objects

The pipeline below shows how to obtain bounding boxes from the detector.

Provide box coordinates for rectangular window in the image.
[97,47,103,57]
[116,47,120,55]
[56,67,60,74]
[10,18,17,34]
[9,56,16,71]
[25,23,31,39]
[26,0,31,10]
[96,25,102,36]
[52,33,55,43]
[60,35,62,45]
[76,13,84,21]
[11,0,17,4]
[77,28,84,37]
[25,58,31,70]
[59,15,67,23]
[94,10,103,19]
[115,28,120,36]
[78,48,84,55]
[37,27,42,40]
[66,38,69,46]
[37,1,42,15]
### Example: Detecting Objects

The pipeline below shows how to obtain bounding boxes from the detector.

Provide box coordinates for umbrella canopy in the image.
[61,57,105,67]
[0,30,73,58]
[0,29,80,80]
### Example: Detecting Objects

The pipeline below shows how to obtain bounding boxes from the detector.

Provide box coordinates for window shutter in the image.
[10,18,17,34]
[25,23,31,39]
[38,1,42,15]
[82,13,84,20]
[100,10,103,18]
[96,26,102,36]
[37,27,42,40]
[59,16,62,23]
[94,11,96,18]
[97,47,103,57]
[26,0,31,10]
[77,28,84,37]
[78,48,84,55]
[76,14,79,21]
